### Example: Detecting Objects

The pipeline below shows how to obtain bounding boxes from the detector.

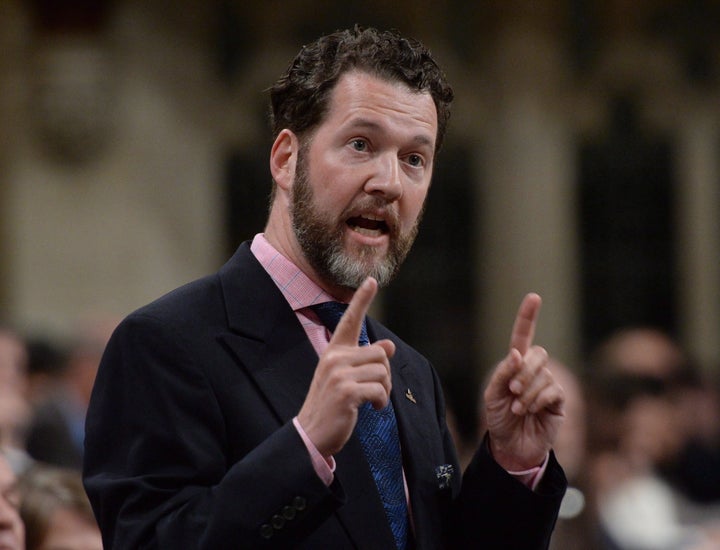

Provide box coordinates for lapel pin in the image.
[435,464,454,490]
[405,388,417,404]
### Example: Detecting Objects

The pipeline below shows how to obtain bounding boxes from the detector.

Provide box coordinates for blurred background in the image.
[2,1,720,547]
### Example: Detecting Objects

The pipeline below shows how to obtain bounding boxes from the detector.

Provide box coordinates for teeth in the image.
[352,226,382,236]
[347,214,388,235]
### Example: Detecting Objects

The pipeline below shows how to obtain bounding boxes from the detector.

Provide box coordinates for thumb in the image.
[485,349,522,400]
[375,339,396,359]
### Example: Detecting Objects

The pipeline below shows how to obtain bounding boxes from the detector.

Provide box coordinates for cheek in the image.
[309,166,358,206]
[401,189,428,225]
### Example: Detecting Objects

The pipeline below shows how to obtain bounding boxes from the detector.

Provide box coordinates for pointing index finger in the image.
[330,277,377,346]
[509,292,542,355]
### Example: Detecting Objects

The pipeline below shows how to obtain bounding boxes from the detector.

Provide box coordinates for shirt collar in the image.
[250,233,336,311]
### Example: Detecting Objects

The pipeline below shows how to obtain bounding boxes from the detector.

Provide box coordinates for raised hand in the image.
[483,293,565,471]
[297,277,396,457]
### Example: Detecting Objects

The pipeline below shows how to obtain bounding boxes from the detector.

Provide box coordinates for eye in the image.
[406,154,424,168]
[3,488,20,510]
[350,138,368,152]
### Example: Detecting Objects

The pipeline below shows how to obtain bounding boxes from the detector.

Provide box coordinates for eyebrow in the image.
[346,118,435,148]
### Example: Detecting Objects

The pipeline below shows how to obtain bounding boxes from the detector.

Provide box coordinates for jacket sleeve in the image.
[83,312,344,550]
[448,433,567,549]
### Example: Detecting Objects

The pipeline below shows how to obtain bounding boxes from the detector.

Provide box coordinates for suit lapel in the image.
[392,361,438,471]
[219,327,318,424]
[217,244,318,423]
[216,244,396,548]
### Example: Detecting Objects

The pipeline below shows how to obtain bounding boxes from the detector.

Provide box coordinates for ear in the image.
[269,129,299,191]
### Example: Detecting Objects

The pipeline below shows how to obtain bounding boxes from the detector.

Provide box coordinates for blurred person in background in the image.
[546,359,604,550]
[0,326,28,396]
[0,392,31,477]
[25,317,116,470]
[23,337,69,409]
[19,465,101,550]
[0,450,25,550]
[0,326,33,475]
[586,327,720,550]
[660,365,720,509]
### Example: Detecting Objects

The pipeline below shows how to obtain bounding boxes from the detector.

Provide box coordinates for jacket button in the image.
[292,496,307,511]
[271,514,285,530]
[282,505,296,520]
[260,524,274,539]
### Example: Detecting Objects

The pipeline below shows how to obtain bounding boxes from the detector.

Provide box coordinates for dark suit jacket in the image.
[83,242,566,549]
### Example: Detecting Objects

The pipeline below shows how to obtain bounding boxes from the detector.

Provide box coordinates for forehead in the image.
[323,71,438,140]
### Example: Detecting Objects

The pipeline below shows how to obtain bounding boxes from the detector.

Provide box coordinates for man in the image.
[84,27,566,549]
[0,452,25,550]
[0,326,32,475]
[26,317,116,470]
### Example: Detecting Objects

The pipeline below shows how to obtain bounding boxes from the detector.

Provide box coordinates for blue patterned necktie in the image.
[311,302,409,550]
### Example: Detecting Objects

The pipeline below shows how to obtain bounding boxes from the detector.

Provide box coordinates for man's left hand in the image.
[483,293,565,471]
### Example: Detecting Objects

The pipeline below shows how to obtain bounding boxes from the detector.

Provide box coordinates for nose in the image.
[364,153,403,201]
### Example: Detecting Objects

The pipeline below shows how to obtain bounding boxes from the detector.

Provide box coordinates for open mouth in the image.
[347,215,389,237]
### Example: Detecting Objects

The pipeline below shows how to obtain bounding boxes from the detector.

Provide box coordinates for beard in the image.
[290,149,423,291]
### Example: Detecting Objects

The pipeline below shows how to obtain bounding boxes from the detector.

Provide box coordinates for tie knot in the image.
[310,302,369,346]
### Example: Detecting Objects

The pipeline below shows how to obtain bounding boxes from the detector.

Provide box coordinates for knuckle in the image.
[528,345,548,362]
[335,381,355,401]
[326,367,347,386]
[322,348,341,363]
[537,367,552,384]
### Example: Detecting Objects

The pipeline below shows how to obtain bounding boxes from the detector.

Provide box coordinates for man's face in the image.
[289,70,437,293]
[0,457,24,550]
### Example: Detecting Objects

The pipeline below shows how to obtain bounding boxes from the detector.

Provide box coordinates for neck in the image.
[263,211,355,303]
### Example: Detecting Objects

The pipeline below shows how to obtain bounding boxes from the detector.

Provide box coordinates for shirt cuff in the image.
[507,453,550,490]
[293,416,336,487]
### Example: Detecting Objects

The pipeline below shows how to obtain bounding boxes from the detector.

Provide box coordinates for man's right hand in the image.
[297,277,396,457]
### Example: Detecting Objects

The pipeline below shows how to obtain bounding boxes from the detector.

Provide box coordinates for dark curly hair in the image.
[269,26,454,153]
